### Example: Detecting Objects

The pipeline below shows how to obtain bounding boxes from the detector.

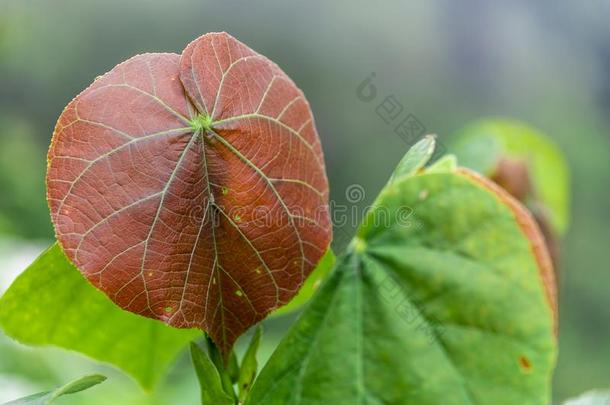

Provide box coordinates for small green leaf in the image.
[238,326,263,403]
[0,244,199,390]
[190,343,234,405]
[452,118,570,234]
[389,134,436,183]
[206,337,237,401]
[426,154,457,173]
[271,249,335,317]
[3,374,106,404]
[248,170,556,404]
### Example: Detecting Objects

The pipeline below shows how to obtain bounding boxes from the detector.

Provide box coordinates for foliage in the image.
[0,32,563,404]
[247,139,556,404]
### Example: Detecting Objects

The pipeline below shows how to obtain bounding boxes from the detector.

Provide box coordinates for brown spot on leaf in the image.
[518,355,532,372]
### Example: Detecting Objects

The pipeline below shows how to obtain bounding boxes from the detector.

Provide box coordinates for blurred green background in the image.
[0,0,608,403]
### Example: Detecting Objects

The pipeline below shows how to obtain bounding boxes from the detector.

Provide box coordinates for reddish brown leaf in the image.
[47,33,332,354]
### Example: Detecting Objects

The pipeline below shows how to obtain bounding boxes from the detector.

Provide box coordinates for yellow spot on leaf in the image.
[353,237,367,253]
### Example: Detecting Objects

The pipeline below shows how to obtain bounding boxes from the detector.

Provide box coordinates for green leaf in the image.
[452,118,570,234]
[205,336,237,401]
[426,154,457,173]
[0,244,200,390]
[238,326,262,403]
[271,249,335,317]
[564,391,610,405]
[247,171,556,404]
[389,134,436,183]
[190,342,234,405]
[3,374,106,404]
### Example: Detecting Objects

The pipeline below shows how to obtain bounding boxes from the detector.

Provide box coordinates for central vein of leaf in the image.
[189,113,213,133]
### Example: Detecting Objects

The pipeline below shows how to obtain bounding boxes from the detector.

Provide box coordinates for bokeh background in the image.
[1,1,609,403]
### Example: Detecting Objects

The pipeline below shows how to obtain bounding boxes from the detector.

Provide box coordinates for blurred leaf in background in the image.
[451,118,570,236]
[0,117,51,239]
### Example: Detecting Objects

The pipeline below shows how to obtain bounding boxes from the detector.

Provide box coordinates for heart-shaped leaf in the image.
[247,153,556,403]
[46,32,332,354]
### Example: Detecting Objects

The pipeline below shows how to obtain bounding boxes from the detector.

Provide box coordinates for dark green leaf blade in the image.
[3,374,106,405]
[190,343,234,405]
[248,171,556,404]
[0,244,199,390]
